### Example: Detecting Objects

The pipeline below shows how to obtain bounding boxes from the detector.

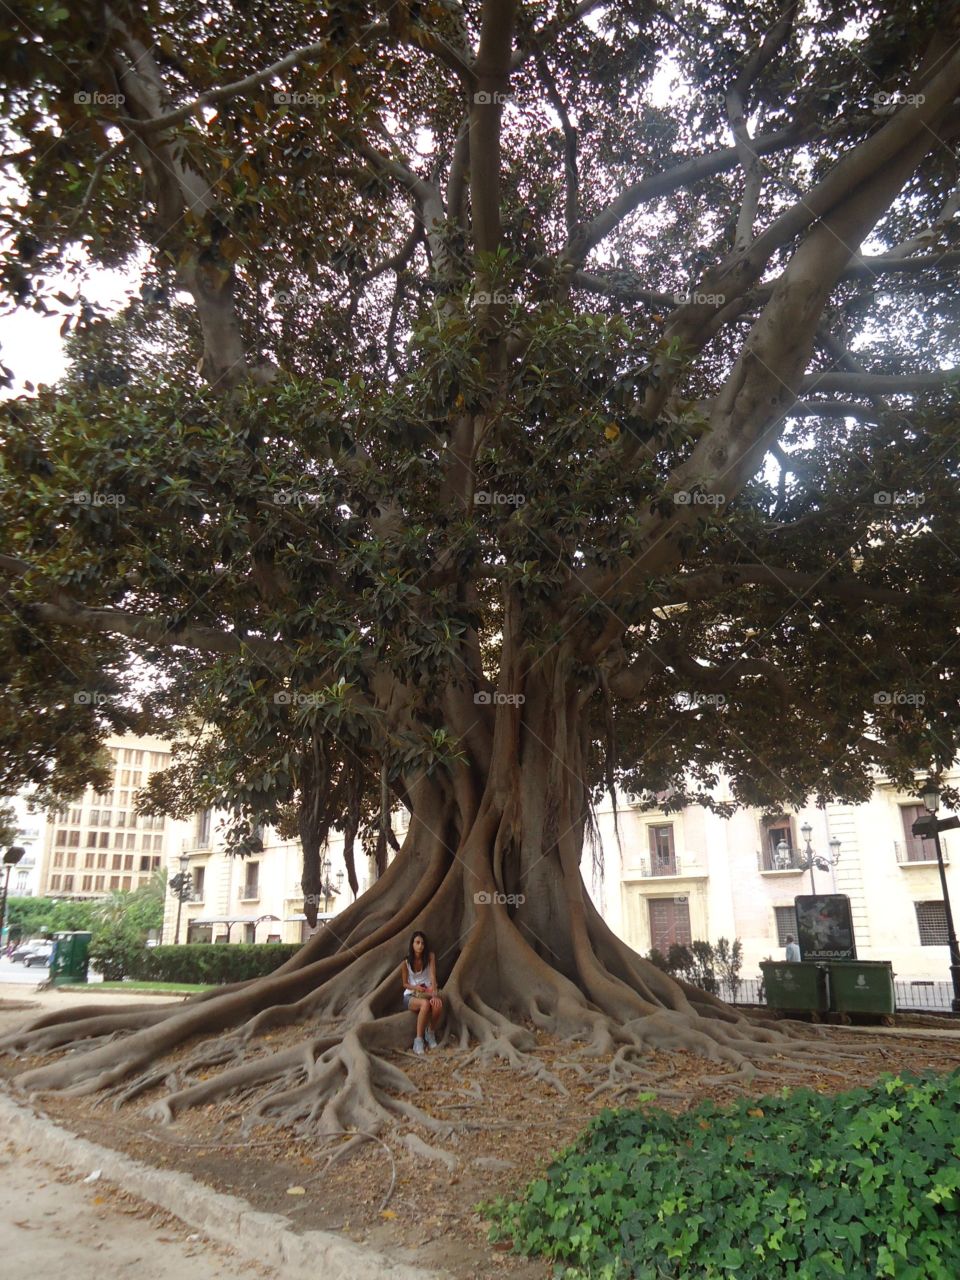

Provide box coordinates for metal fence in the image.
[717,976,955,1012]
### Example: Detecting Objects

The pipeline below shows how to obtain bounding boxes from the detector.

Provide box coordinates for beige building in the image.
[591,769,960,987]
[161,808,401,945]
[40,734,189,898]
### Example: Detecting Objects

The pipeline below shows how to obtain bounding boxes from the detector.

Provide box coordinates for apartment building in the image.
[160,805,395,944]
[40,734,189,898]
[590,768,960,983]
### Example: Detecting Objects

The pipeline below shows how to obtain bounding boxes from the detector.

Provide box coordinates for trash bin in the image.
[49,931,92,985]
[828,960,895,1015]
[760,961,829,1012]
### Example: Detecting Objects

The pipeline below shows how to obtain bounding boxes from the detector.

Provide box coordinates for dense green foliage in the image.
[129,942,300,984]
[89,921,146,981]
[1,0,959,865]
[484,1071,960,1279]
[5,895,98,937]
[646,937,744,997]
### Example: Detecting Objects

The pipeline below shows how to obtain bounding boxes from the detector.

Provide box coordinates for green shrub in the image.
[89,923,145,981]
[128,942,300,985]
[482,1070,960,1279]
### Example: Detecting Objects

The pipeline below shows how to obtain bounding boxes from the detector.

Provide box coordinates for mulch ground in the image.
[2,1014,959,1280]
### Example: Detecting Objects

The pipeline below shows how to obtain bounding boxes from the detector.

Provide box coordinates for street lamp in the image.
[798,823,841,894]
[170,852,192,945]
[0,846,26,948]
[918,780,960,1011]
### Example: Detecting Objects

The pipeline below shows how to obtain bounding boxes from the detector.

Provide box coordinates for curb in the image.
[0,1092,442,1280]
[54,985,203,997]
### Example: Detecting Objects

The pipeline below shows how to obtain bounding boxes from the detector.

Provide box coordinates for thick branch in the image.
[799,370,959,395]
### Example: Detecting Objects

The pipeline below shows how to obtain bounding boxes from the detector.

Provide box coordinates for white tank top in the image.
[406,963,430,989]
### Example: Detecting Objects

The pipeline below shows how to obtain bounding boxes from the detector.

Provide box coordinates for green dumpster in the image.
[760,961,829,1013]
[828,960,895,1015]
[49,931,92,985]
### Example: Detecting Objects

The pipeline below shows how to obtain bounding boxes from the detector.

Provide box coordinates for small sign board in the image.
[794,894,857,961]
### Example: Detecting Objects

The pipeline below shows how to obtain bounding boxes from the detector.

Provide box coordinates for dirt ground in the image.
[2,992,959,1280]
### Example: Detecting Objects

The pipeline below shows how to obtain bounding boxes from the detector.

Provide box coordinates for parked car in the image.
[10,939,49,963]
[24,944,54,968]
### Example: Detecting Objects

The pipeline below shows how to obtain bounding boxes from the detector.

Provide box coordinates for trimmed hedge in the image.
[129,942,301,985]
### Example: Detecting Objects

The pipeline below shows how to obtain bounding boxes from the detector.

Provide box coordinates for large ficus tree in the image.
[1,0,959,1131]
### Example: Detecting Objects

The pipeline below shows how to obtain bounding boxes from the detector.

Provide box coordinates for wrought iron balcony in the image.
[639,854,683,877]
[757,847,804,873]
[895,839,949,866]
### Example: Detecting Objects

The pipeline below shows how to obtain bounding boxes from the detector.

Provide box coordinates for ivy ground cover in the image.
[482,1070,960,1280]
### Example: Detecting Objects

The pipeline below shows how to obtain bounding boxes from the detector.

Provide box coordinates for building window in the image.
[124,855,134,871]
[87,831,98,846]
[116,812,127,827]
[126,833,136,849]
[242,862,260,899]
[55,829,68,845]
[193,865,205,899]
[114,833,125,848]
[122,876,132,891]
[916,901,949,946]
[112,854,122,870]
[243,923,256,944]
[53,852,64,868]
[197,808,212,848]
[761,816,796,870]
[774,905,799,946]
[139,856,152,872]
[82,875,93,891]
[900,806,938,863]
[95,875,105,890]
[50,874,62,891]
[88,810,100,826]
[68,830,80,847]
[647,825,677,875]
[84,852,95,869]
[97,853,108,868]
[65,852,76,869]
[63,875,74,891]
[110,875,121,889]
[99,832,110,847]
[648,897,691,951]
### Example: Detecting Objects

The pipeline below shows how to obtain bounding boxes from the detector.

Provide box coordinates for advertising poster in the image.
[794,894,857,961]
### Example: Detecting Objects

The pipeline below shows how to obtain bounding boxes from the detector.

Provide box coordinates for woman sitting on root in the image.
[401,930,443,1055]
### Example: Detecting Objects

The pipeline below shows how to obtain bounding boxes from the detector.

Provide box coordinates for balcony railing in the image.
[757,847,804,873]
[895,838,949,866]
[639,854,683,877]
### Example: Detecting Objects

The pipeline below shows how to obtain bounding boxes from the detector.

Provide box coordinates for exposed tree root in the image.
[0,819,868,1147]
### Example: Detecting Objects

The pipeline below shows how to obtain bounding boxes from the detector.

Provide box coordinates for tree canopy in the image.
[1,0,959,1131]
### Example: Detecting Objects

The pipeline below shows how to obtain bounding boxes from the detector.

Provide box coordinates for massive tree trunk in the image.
[1,649,833,1136]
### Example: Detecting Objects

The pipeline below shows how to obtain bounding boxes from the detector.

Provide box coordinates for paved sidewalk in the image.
[0,1141,274,1280]
[0,984,185,1037]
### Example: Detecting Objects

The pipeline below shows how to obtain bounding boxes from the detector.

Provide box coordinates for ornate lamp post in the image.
[918,781,960,1012]
[0,846,26,947]
[777,825,841,893]
[169,852,193,945]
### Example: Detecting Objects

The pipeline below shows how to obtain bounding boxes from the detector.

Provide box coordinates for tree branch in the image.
[662,564,953,610]
[799,370,959,395]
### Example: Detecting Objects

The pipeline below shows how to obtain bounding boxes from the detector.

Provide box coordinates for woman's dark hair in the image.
[407,930,431,973]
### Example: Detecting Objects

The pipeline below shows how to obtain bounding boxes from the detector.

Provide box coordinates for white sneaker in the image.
[425,1029,437,1049]
[413,1036,425,1055]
